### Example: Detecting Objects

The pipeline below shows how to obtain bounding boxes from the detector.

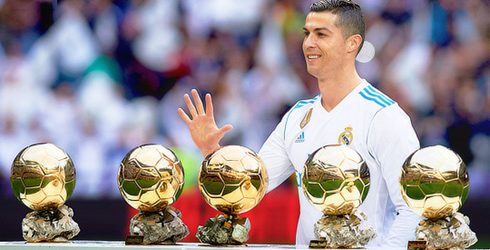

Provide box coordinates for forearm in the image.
[384,206,422,247]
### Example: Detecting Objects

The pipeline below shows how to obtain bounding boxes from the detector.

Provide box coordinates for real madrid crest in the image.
[338,126,353,145]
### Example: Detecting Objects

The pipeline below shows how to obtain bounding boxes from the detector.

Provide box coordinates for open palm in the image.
[178,89,233,157]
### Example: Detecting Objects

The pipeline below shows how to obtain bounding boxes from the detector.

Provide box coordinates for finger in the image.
[178,108,192,124]
[184,93,198,119]
[219,124,233,136]
[191,89,205,115]
[205,93,214,117]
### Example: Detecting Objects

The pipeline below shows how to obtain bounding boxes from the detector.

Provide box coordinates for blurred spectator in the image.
[117,0,186,100]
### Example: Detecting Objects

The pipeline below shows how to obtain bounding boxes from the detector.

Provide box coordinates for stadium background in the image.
[0,0,488,248]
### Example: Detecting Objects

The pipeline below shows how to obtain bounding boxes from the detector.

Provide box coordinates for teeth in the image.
[308,55,320,59]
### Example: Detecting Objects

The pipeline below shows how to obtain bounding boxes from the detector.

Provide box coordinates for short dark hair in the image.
[310,0,365,54]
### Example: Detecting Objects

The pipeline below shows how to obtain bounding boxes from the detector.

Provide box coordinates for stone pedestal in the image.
[196,214,250,245]
[311,209,376,249]
[129,207,189,244]
[22,205,80,243]
[415,212,477,250]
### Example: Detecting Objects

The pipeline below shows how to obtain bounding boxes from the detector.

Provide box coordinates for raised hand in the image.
[178,89,233,157]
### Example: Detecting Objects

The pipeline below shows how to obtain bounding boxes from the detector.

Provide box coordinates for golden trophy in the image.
[10,143,79,242]
[197,145,268,245]
[118,144,189,245]
[400,145,477,250]
[302,144,375,248]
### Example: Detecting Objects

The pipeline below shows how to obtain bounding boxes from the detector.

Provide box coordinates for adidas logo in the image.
[295,132,305,143]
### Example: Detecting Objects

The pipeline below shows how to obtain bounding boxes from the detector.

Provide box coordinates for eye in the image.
[303,31,310,37]
[318,32,326,37]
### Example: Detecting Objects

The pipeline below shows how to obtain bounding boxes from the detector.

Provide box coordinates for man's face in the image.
[302,11,347,79]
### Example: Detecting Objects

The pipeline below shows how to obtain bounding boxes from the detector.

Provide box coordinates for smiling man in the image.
[178,0,422,247]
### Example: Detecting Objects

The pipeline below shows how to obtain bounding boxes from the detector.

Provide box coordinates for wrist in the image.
[201,145,221,158]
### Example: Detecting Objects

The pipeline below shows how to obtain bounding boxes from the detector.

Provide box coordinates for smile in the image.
[307,55,321,60]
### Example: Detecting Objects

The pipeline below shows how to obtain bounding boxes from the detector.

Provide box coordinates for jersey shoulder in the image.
[291,95,320,111]
[357,84,414,136]
[357,84,397,111]
[281,95,320,136]
[284,95,320,119]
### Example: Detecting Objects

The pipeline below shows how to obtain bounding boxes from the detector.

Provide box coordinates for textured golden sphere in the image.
[302,144,370,215]
[10,143,76,211]
[400,145,469,219]
[118,144,184,212]
[199,145,268,215]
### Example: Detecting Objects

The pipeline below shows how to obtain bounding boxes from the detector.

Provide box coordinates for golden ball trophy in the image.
[400,145,477,250]
[118,144,189,245]
[197,145,268,245]
[10,143,79,242]
[302,144,375,248]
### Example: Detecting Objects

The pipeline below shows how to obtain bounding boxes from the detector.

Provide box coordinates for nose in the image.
[303,34,316,49]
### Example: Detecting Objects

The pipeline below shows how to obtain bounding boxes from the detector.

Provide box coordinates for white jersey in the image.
[259,80,422,247]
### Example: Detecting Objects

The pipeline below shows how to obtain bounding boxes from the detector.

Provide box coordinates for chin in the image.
[306,68,319,78]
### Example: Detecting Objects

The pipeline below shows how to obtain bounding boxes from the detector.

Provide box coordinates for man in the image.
[178,0,421,247]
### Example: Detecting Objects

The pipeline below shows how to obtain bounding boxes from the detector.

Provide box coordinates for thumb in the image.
[218,124,233,136]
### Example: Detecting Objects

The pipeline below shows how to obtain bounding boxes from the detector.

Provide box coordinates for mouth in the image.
[307,54,321,61]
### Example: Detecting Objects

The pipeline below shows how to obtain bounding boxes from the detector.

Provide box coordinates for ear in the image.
[346,34,363,54]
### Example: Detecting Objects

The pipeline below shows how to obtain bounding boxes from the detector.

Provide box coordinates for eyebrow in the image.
[303,27,332,33]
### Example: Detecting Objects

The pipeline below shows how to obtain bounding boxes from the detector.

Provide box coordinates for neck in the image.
[317,67,362,112]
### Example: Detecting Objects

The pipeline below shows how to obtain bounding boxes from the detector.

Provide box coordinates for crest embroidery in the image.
[338,126,353,145]
[300,108,313,129]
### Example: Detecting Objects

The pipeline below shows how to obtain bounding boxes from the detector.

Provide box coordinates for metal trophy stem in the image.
[311,209,375,249]
[22,205,80,243]
[413,212,476,250]
[196,213,251,245]
[128,207,188,245]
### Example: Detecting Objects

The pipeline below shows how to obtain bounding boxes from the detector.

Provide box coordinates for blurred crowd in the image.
[0,0,488,200]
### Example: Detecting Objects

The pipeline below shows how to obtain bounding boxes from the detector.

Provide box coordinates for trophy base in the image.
[125,235,178,245]
[312,210,376,249]
[26,240,73,244]
[415,212,477,250]
[407,240,427,250]
[128,207,189,245]
[198,243,248,248]
[196,214,250,245]
[309,240,366,249]
[125,235,144,245]
[22,205,80,243]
